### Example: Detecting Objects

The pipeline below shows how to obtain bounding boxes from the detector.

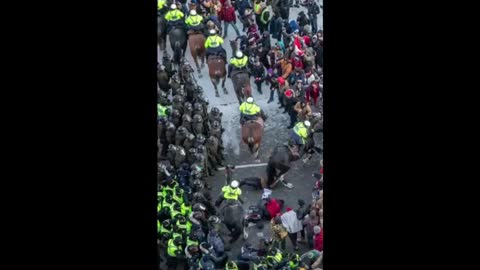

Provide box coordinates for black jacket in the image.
[251,64,266,81]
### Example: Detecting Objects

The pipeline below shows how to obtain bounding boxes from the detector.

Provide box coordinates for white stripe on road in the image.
[218,163,268,170]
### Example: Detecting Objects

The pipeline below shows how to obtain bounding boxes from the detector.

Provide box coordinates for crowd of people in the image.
[158,0,324,269]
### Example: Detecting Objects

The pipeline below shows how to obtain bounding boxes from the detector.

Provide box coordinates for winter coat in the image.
[314,229,323,251]
[220,5,236,23]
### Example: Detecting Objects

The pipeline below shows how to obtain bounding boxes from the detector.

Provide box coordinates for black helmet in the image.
[177,126,187,134]
[184,102,193,111]
[193,180,203,189]
[200,242,212,251]
[189,231,198,241]
[173,202,181,211]
[159,91,168,99]
[193,102,202,111]
[192,211,203,220]
[194,153,203,161]
[193,203,206,212]
[196,134,205,144]
[166,165,175,174]
[189,148,197,155]
[193,114,203,123]
[177,215,186,223]
[168,144,177,151]
[171,108,181,117]
[173,95,184,103]
[212,120,220,129]
[166,121,175,129]
[208,215,220,224]
[211,106,219,114]
[196,145,206,153]
[162,219,172,228]
[173,236,183,245]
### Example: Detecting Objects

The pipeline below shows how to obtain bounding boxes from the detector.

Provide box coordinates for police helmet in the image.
[177,126,187,134]
[208,215,220,224]
[173,235,183,245]
[190,9,197,16]
[162,219,171,227]
[193,114,203,123]
[304,120,311,127]
[196,134,205,143]
[193,203,206,212]
[170,4,177,10]
[211,107,220,114]
[230,180,239,188]
[197,145,206,153]
[209,29,216,35]
[212,121,220,129]
[235,51,244,59]
[246,97,254,103]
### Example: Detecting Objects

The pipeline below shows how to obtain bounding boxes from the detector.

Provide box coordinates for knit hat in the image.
[286,207,292,212]
[314,225,321,234]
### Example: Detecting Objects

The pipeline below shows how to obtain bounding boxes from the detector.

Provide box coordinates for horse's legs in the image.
[222,76,227,94]
[192,56,202,78]
[211,78,220,97]
[200,53,205,69]
[253,144,260,161]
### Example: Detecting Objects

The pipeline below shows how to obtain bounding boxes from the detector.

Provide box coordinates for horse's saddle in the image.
[231,68,248,78]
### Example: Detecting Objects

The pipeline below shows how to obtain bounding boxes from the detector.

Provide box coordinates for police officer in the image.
[205,29,226,61]
[164,4,185,33]
[185,9,204,33]
[288,120,312,157]
[215,180,244,207]
[158,99,171,122]
[238,96,267,125]
[166,235,185,269]
[228,51,249,78]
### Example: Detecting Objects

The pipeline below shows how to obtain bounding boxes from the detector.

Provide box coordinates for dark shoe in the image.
[267,98,273,103]
[287,125,294,129]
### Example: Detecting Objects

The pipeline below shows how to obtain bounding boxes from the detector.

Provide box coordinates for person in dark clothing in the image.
[251,58,266,94]
[270,15,283,40]
[256,46,270,69]
[305,0,321,33]
[258,31,271,50]
[297,11,310,27]
[279,0,290,20]
[284,89,298,128]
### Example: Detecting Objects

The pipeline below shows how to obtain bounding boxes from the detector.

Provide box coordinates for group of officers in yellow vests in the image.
[158,1,252,77]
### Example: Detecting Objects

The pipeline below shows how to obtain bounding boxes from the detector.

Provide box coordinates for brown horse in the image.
[241,117,264,161]
[207,56,228,97]
[188,32,206,78]
[231,70,252,104]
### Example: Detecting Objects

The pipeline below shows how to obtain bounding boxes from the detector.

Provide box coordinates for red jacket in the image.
[221,6,236,23]
[292,57,304,70]
[266,198,282,219]
[314,229,323,251]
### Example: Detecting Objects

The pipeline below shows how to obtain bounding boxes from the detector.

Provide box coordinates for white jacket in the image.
[281,210,303,233]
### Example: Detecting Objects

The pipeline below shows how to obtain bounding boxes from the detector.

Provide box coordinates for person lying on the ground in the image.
[262,194,284,220]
